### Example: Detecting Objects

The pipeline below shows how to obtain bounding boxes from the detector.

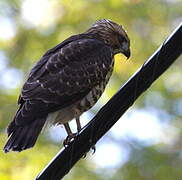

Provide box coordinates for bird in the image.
[4,19,130,153]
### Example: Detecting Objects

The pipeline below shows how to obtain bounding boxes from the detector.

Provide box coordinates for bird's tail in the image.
[4,118,46,153]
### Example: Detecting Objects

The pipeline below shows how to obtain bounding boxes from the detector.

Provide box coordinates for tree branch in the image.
[35,23,182,180]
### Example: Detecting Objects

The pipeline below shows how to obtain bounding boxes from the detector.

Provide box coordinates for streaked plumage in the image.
[4,19,130,153]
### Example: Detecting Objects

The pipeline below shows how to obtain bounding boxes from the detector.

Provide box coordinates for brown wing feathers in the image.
[4,37,113,152]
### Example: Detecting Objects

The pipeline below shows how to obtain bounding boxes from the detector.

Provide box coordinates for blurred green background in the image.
[0,0,182,179]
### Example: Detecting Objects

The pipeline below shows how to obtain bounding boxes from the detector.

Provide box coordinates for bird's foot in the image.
[82,145,96,158]
[91,145,96,154]
[63,133,77,147]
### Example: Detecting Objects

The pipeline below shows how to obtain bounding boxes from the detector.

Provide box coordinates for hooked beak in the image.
[123,49,131,59]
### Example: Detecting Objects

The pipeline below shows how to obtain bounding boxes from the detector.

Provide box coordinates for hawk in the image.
[4,19,130,153]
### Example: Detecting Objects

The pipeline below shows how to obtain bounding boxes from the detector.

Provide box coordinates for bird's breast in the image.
[47,59,114,125]
[75,59,114,113]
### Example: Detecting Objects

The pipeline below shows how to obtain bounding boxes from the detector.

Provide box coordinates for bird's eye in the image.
[118,36,126,44]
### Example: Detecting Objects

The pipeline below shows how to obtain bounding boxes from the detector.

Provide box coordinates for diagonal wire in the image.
[35,23,182,180]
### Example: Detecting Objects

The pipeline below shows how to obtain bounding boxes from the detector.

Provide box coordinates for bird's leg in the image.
[63,123,77,147]
[64,123,72,135]
[76,117,81,133]
[75,117,96,156]
[75,117,87,158]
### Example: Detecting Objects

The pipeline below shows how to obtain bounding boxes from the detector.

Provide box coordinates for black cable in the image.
[35,23,182,180]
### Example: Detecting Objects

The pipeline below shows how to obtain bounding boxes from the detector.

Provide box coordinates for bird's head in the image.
[87,19,131,58]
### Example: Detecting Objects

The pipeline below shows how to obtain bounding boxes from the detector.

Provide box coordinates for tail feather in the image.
[4,118,46,153]
[4,127,22,152]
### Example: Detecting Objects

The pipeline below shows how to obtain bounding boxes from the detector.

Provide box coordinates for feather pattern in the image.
[4,36,113,152]
[4,19,130,152]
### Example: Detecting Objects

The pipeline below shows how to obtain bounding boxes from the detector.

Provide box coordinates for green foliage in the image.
[0,0,181,179]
